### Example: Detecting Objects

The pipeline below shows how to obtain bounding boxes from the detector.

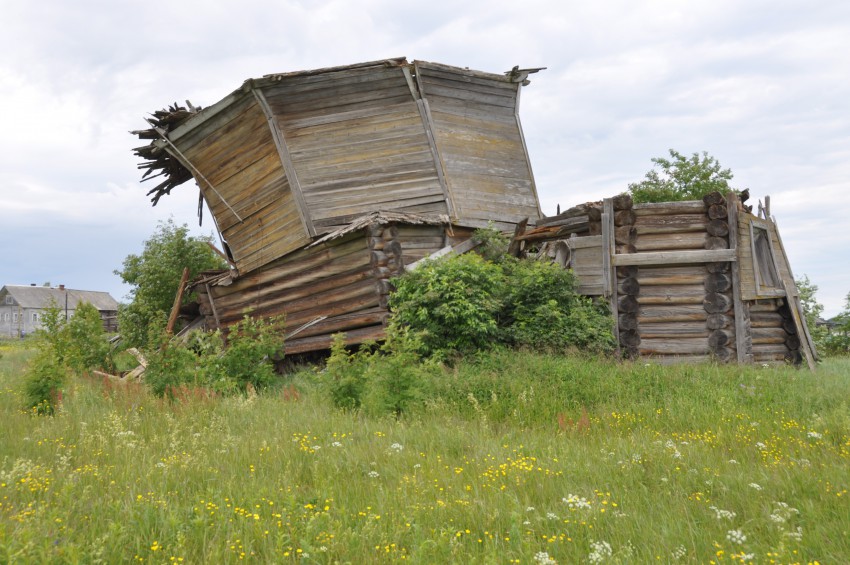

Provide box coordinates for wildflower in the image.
[709,506,737,520]
[311,445,321,451]
[726,529,747,545]
[807,431,823,440]
[784,527,803,541]
[534,551,557,564]
[728,459,738,464]
[755,442,766,449]
[588,540,613,563]
[748,483,763,491]
[368,471,380,478]
[671,545,687,560]
[331,442,342,447]
[546,512,559,520]
[563,494,591,509]
[738,552,755,562]
[389,443,404,452]
[526,506,536,512]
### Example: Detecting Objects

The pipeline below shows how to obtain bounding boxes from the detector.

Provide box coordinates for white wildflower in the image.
[331,441,342,447]
[319,546,328,552]
[389,442,404,452]
[739,552,755,562]
[709,506,737,520]
[523,520,531,526]
[311,445,321,451]
[413,463,421,469]
[784,527,803,541]
[367,471,380,478]
[726,529,747,545]
[526,506,536,512]
[807,431,823,440]
[755,442,766,449]
[728,459,739,464]
[534,551,557,565]
[546,512,559,520]
[563,494,591,510]
[671,545,687,560]
[748,483,763,491]
[588,540,613,563]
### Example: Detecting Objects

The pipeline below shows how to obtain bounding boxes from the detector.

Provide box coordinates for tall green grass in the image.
[1,341,848,563]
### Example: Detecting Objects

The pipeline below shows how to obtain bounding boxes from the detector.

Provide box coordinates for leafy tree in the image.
[821,292,850,356]
[627,149,744,203]
[115,219,226,348]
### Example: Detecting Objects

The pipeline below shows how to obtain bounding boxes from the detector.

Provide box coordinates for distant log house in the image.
[133,57,814,366]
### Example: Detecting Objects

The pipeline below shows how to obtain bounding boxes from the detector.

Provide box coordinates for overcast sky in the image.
[1,0,848,316]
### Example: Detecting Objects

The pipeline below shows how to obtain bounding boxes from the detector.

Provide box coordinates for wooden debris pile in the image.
[130,103,200,205]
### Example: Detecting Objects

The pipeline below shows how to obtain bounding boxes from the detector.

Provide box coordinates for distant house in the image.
[0,284,119,337]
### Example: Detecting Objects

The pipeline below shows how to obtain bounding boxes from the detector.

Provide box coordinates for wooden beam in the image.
[612,249,736,267]
[602,198,620,354]
[166,267,190,335]
[727,192,752,364]
[252,88,316,237]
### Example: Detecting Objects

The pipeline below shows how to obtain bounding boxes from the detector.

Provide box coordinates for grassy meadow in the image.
[1,339,848,564]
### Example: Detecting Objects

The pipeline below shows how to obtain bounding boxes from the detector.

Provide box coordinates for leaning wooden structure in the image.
[524,192,816,368]
[133,58,542,353]
[133,58,814,366]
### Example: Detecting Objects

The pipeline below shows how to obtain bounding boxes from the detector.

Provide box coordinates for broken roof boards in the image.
[146,58,543,275]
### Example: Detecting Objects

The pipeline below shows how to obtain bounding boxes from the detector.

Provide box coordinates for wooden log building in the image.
[133,57,813,367]
[133,58,542,354]
[527,192,816,368]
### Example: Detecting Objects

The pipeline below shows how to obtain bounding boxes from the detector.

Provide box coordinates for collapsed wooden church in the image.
[132,57,815,366]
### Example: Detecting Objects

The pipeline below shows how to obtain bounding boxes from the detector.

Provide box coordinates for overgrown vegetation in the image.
[2,341,849,563]
[627,149,745,203]
[387,228,615,360]
[143,315,286,397]
[22,302,110,414]
[115,218,226,349]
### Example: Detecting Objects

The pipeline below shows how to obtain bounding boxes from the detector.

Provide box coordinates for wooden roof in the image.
[133,58,543,275]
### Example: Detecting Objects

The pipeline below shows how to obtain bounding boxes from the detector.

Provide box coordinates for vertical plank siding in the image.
[415,62,541,228]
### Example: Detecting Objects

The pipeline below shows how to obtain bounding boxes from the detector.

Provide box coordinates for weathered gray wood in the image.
[635,232,707,252]
[704,273,732,293]
[726,192,752,363]
[633,201,706,216]
[614,210,636,226]
[252,88,316,237]
[602,199,621,355]
[640,338,710,355]
[619,330,641,348]
[539,204,602,225]
[639,304,708,323]
[705,236,729,250]
[707,219,730,237]
[618,296,639,313]
[618,314,639,331]
[706,313,732,330]
[613,249,737,267]
[708,204,728,220]
[708,329,732,348]
[704,293,732,314]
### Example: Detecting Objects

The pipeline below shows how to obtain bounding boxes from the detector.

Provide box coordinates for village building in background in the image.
[0,284,119,337]
[132,57,814,366]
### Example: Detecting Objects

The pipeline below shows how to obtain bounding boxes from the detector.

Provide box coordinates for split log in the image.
[708,204,728,220]
[706,313,732,330]
[619,277,640,296]
[616,265,639,279]
[782,318,798,335]
[612,193,633,210]
[614,210,636,226]
[507,218,529,257]
[708,329,731,348]
[749,312,784,328]
[706,262,730,274]
[618,295,640,313]
[615,226,637,245]
[712,347,734,362]
[702,192,726,206]
[382,224,399,240]
[619,330,641,348]
[704,273,732,293]
[706,219,730,237]
[637,265,706,286]
[705,236,729,250]
[618,314,638,331]
[704,293,732,314]
[383,240,403,258]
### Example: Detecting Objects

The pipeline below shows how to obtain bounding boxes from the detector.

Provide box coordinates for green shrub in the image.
[142,315,286,398]
[23,350,69,415]
[389,252,505,357]
[321,326,438,416]
[389,247,615,358]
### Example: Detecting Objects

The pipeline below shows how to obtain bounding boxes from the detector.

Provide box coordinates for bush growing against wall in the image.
[388,246,616,359]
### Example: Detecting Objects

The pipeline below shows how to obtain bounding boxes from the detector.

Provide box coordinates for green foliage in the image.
[390,251,615,358]
[320,326,438,416]
[820,291,850,356]
[389,252,505,356]
[470,223,510,262]
[22,302,110,414]
[627,149,743,203]
[115,218,226,348]
[142,315,285,398]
